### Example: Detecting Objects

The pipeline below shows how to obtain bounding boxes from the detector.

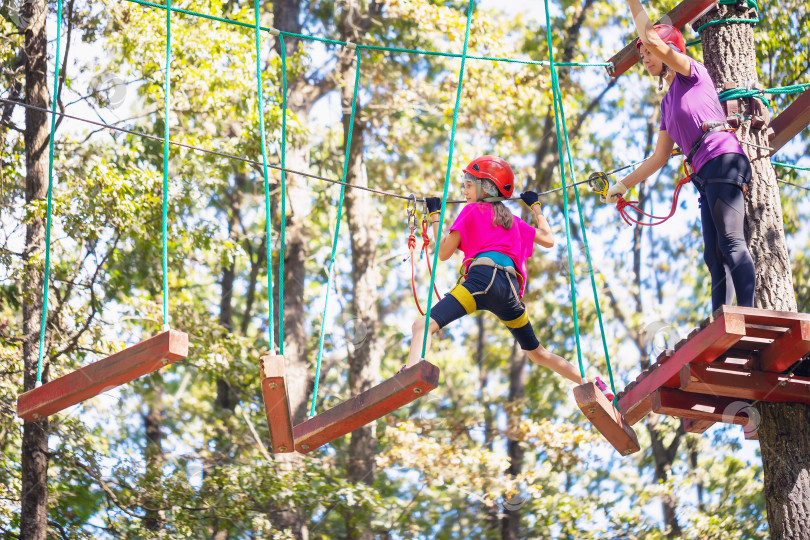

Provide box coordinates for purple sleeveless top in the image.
[660,58,745,174]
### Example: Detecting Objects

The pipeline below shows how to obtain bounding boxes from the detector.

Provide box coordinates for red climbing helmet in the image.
[635,24,686,54]
[463,155,515,198]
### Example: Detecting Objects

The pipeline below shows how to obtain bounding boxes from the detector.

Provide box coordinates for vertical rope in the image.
[35,0,66,386]
[160,0,172,331]
[554,77,616,397]
[278,34,288,355]
[420,0,475,359]
[254,0,275,351]
[542,0,585,380]
[309,46,362,417]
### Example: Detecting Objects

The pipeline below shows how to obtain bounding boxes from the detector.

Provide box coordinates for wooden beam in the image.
[293,360,440,454]
[618,312,746,424]
[721,305,810,326]
[260,355,294,453]
[758,320,810,373]
[17,330,188,422]
[682,417,715,433]
[680,363,810,405]
[770,90,810,155]
[652,387,756,426]
[574,382,640,456]
[606,0,717,77]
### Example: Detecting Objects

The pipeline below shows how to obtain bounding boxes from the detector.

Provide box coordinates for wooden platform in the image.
[606,0,718,77]
[770,90,810,156]
[293,360,440,454]
[574,382,640,456]
[617,306,810,430]
[17,330,188,421]
[260,354,294,453]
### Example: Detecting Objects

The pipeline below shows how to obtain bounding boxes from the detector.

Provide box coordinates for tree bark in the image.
[699,7,809,538]
[143,385,165,531]
[502,341,526,540]
[20,1,52,538]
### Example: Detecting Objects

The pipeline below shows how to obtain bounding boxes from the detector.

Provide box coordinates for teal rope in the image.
[35,0,65,385]
[254,1,275,352]
[694,17,759,35]
[278,34,288,355]
[719,84,809,104]
[773,161,810,172]
[124,0,607,68]
[554,78,616,397]
[310,47,362,418]
[161,0,171,330]
[420,0,475,359]
[543,0,585,380]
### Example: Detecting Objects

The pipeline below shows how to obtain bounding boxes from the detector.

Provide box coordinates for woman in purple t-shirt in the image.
[604,0,756,311]
[404,156,614,400]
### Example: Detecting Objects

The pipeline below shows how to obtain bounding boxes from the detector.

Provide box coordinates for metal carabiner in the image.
[587,171,610,198]
[406,193,418,230]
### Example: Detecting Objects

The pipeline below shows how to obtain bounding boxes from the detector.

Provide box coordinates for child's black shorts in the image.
[429,264,540,351]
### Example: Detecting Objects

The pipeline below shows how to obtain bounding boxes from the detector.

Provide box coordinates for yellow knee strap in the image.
[449,285,476,314]
[500,310,529,329]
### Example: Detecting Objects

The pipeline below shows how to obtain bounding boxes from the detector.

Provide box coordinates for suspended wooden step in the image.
[259,354,294,453]
[606,0,718,77]
[573,381,640,456]
[17,330,188,422]
[616,306,810,430]
[294,360,440,454]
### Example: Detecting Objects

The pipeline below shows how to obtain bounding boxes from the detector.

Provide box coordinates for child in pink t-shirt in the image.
[406,155,613,398]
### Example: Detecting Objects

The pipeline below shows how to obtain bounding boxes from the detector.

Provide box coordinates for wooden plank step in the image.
[721,306,810,326]
[606,0,718,77]
[618,312,746,425]
[758,320,810,373]
[574,382,640,456]
[293,360,440,454]
[17,330,188,422]
[680,363,810,405]
[682,417,715,434]
[260,355,294,453]
[745,323,791,340]
[651,387,756,427]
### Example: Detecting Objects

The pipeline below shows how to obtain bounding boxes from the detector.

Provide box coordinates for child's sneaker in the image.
[595,377,615,401]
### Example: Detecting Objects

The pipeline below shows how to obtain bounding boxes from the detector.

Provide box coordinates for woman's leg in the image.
[704,183,756,308]
[407,316,441,368]
[700,188,733,311]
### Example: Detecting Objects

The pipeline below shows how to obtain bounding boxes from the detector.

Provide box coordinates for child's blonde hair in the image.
[465,172,513,229]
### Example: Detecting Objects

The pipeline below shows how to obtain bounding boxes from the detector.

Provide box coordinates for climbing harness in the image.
[406,195,442,316]
[456,256,524,303]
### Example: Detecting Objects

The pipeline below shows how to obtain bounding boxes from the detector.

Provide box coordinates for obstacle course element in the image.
[574,382,640,455]
[260,355,295,453]
[293,361,440,454]
[769,90,810,155]
[606,0,717,77]
[616,306,810,431]
[17,330,188,422]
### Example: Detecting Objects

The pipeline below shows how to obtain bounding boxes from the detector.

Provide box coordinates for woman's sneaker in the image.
[595,377,615,401]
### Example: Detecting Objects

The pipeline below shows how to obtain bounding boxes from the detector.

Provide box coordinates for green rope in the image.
[35,0,65,386]
[719,84,809,105]
[694,17,759,35]
[553,73,616,398]
[278,34,288,355]
[542,0,585,381]
[773,161,810,172]
[254,0,275,352]
[310,47,362,418]
[161,0,171,330]
[124,0,608,68]
[420,0,475,360]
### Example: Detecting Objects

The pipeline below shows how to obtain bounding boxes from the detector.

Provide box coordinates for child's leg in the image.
[407,316,441,368]
[525,344,582,384]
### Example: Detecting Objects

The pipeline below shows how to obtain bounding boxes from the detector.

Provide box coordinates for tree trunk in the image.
[699,7,809,538]
[143,385,165,531]
[502,341,526,540]
[20,1,52,538]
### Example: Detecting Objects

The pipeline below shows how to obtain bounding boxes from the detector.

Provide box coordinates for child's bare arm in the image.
[532,206,554,248]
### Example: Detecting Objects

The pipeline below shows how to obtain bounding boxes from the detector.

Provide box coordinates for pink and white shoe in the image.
[595,377,615,401]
